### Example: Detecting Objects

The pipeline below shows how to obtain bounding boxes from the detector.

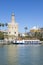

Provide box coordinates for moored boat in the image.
[12,39,42,45]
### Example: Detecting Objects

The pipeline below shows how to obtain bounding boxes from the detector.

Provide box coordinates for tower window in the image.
[15,32,16,34]
[9,32,11,33]
[15,27,16,29]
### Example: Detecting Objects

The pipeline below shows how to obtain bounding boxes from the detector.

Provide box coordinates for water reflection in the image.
[5,45,19,65]
[0,45,43,65]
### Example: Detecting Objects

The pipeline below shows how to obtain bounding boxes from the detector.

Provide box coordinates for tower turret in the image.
[11,13,15,23]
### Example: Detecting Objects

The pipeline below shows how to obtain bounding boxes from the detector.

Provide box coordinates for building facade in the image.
[30,26,43,38]
[5,13,18,41]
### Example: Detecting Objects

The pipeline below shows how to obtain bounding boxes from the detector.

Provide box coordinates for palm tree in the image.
[0,23,1,26]
[2,23,4,27]
[5,23,8,27]
[24,27,28,35]
[0,23,1,29]
[1,23,5,31]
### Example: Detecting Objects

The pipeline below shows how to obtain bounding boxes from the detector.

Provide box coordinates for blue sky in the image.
[0,0,43,32]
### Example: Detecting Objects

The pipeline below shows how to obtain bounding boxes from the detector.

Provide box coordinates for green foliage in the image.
[2,23,4,27]
[24,27,28,34]
[40,38,43,41]
[0,31,4,39]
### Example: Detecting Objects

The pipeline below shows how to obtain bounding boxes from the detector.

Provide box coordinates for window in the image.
[12,27,13,29]
[15,27,16,29]
[15,32,16,34]
[9,32,11,33]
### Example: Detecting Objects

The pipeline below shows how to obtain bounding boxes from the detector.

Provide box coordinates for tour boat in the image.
[12,39,42,45]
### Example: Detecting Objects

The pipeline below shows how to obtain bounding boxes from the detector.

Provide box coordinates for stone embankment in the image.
[0,40,10,45]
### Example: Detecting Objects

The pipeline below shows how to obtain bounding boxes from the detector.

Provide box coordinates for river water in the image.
[0,45,43,65]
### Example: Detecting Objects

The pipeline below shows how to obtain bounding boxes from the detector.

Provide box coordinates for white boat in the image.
[12,39,42,45]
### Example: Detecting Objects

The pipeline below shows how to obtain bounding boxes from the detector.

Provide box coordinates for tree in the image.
[24,27,28,35]
[5,23,8,27]
[0,23,1,26]
[0,23,5,30]
[34,32,42,39]
[0,23,2,30]
[0,31,4,39]
[2,23,4,27]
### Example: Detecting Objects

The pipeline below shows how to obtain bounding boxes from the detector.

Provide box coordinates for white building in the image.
[5,13,18,41]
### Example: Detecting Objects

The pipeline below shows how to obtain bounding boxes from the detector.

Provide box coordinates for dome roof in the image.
[31,26,39,30]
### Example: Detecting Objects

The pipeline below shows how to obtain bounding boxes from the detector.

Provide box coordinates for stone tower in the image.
[7,13,18,40]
